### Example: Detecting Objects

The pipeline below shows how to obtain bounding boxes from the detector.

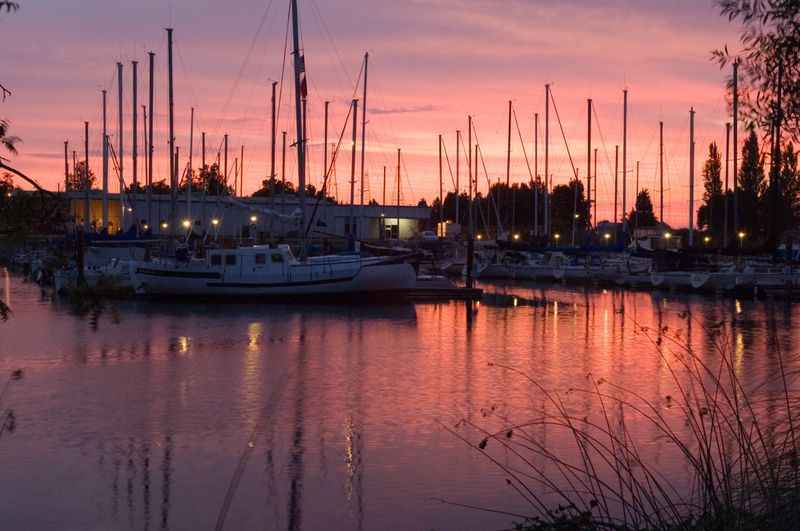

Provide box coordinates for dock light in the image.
[554,233,561,241]
[250,215,258,223]
[664,232,672,240]
[5,192,10,198]
[142,223,149,231]
[704,235,711,244]
[476,234,483,240]
[513,233,520,240]
[574,213,580,219]
[127,207,133,212]
[182,219,191,229]
[738,231,746,240]
[211,218,220,226]
[161,222,168,229]
[604,233,611,240]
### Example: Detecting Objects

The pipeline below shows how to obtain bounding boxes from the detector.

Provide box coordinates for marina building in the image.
[67,191,431,240]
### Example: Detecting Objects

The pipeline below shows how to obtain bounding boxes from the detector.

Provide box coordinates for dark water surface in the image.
[0,268,798,530]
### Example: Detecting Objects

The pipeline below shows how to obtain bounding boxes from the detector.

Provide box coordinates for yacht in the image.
[130,245,416,298]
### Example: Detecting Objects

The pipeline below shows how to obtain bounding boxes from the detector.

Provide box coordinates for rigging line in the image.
[308,0,355,88]
[549,89,578,181]
[210,0,275,139]
[470,120,503,229]
[511,107,534,182]
[441,139,458,191]
[591,103,617,188]
[304,96,356,236]
[275,0,291,157]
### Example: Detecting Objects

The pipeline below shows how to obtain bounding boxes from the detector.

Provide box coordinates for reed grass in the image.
[445,314,800,530]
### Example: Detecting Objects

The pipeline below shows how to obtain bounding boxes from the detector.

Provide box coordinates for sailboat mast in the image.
[360,52,368,207]
[167,28,175,237]
[659,121,664,224]
[270,81,277,179]
[732,59,739,238]
[587,99,592,231]
[455,129,460,226]
[724,122,730,247]
[614,145,619,224]
[506,100,512,187]
[534,113,538,236]
[187,107,194,220]
[102,90,109,230]
[438,134,443,224]
[689,107,695,247]
[544,84,550,236]
[622,89,628,228]
[147,51,154,229]
[290,0,307,239]
[132,60,138,190]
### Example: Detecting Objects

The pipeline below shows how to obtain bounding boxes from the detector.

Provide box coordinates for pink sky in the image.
[1,0,743,227]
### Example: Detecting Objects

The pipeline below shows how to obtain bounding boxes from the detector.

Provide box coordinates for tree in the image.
[737,127,767,238]
[65,160,95,191]
[629,189,658,229]
[550,179,589,240]
[775,142,800,229]
[697,142,726,238]
[713,1,800,141]
[252,176,295,198]
[196,163,232,196]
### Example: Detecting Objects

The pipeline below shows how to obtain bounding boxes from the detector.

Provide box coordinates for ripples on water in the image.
[0,269,798,530]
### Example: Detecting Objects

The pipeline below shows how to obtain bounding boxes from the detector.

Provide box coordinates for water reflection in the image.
[0,275,798,530]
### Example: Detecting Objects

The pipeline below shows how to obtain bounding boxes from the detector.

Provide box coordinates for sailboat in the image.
[130,0,417,299]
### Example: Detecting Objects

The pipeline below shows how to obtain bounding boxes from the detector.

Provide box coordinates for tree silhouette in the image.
[697,142,726,239]
[65,160,95,191]
[738,127,767,238]
[713,1,800,140]
[629,189,658,229]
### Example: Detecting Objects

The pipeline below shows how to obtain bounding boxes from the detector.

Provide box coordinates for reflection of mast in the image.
[287,314,307,531]
[160,435,173,530]
[142,441,152,531]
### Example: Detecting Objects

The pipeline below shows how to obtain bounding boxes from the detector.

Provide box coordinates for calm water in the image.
[0,268,798,530]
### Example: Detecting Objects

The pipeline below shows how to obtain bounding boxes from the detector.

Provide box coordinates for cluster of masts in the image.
[434,61,745,248]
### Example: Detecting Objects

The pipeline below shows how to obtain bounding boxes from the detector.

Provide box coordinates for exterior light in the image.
[476,234,483,240]
[738,231,746,239]
[182,219,191,229]
[142,223,149,231]
[513,233,520,240]
[574,213,580,219]
[664,232,672,240]
[250,215,258,223]
[161,222,168,229]
[704,235,711,244]
[211,218,220,226]
[604,233,611,240]
[554,233,561,241]
[5,192,10,198]
[127,207,133,212]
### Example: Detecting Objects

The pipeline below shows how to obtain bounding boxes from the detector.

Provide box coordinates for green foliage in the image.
[713,0,800,140]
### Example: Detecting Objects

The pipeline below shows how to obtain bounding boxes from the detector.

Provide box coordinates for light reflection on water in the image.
[0,274,797,530]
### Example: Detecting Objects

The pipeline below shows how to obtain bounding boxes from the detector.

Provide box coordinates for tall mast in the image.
[455,129,460,226]
[132,60,138,190]
[63,140,69,192]
[323,100,329,177]
[382,165,386,205]
[534,113,538,236]
[281,131,286,188]
[240,145,244,197]
[84,121,90,231]
[732,59,739,236]
[290,0,307,240]
[147,52,154,229]
[614,145,619,224]
[689,107,695,247]
[187,107,194,220]
[270,81,277,179]
[167,28,176,237]
[117,62,124,196]
[659,121,664,224]
[438,134,443,224]
[622,89,628,229]
[396,148,401,233]
[360,52,369,207]
[102,90,109,230]
[506,100,512,187]
[635,160,640,229]
[593,148,598,226]
[224,134,229,188]
[349,98,358,237]
[544,84,550,236]
[467,116,472,206]
[724,122,730,247]
[587,99,592,231]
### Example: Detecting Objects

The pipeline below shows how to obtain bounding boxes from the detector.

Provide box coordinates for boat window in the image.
[271,253,283,263]
[255,254,266,265]
[225,254,237,266]
[210,254,222,266]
